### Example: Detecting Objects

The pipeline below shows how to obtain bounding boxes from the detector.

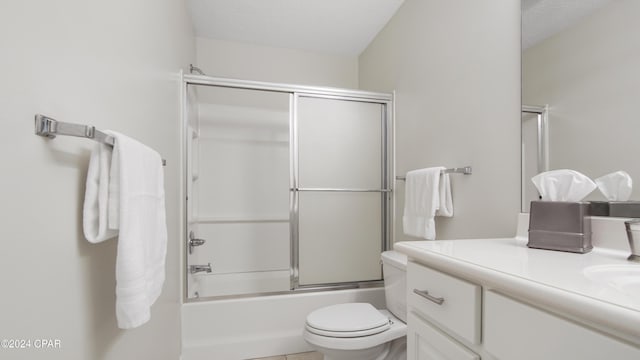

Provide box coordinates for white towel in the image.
[436,172,453,217]
[403,167,453,239]
[83,131,167,329]
[83,143,118,243]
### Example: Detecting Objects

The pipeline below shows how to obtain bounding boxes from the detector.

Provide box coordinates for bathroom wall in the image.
[196,37,359,88]
[0,1,194,359]
[522,0,640,200]
[359,0,521,241]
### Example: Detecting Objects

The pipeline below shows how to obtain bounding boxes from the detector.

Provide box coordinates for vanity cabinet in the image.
[406,260,640,360]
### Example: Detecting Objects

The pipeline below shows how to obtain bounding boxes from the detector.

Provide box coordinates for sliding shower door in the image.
[184,77,392,299]
[295,96,387,286]
[187,85,291,298]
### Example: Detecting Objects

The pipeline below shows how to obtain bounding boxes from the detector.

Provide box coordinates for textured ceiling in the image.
[522,0,613,49]
[187,0,405,56]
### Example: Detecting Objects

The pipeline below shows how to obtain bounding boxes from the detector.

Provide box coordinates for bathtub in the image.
[181,287,385,360]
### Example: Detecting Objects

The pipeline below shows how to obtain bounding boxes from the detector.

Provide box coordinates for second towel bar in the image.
[292,187,391,193]
[396,166,472,180]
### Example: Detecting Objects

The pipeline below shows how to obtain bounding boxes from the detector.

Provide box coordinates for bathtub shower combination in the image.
[183,75,394,299]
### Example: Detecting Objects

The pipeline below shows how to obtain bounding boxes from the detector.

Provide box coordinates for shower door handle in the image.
[189,231,207,254]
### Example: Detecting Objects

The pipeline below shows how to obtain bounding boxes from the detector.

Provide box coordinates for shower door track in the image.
[183,74,392,100]
[182,73,394,301]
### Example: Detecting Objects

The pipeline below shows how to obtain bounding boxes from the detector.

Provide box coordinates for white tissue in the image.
[531,169,597,202]
[595,171,632,201]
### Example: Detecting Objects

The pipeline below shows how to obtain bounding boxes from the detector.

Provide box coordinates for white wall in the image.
[0,1,194,359]
[359,0,521,241]
[196,37,359,88]
[523,0,640,200]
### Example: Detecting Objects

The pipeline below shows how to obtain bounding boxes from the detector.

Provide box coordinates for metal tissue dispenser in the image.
[528,201,592,253]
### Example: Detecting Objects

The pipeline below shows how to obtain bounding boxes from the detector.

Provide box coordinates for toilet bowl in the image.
[303,251,408,360]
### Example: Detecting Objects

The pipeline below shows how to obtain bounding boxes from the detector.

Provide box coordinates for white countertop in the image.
[395,215,640,345]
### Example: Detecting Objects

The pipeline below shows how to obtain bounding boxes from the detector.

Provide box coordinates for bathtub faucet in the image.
[190,263,212,274]
[189,231,207,254]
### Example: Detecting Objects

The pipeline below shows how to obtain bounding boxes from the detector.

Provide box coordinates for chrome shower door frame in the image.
[290,92,394,289]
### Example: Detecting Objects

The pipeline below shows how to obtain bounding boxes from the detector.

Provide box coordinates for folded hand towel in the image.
[83,143,118,243]
[83,131,167,329]
[403,167,453,239]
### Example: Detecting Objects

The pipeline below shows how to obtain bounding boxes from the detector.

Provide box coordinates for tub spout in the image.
[190,263,212,274]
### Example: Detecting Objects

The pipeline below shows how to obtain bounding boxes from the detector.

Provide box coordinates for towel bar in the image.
[396,166,472,180]
[35,114,166,166]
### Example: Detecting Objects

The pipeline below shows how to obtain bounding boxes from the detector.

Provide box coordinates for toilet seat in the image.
[305,303,391,338]
[303,309,407,352]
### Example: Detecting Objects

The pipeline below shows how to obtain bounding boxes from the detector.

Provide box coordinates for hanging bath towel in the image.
[403,167,453,239]
[83,131,167,329]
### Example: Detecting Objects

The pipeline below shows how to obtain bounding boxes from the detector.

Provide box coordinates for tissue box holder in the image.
[528,201,592,253]
[590,201,640,217]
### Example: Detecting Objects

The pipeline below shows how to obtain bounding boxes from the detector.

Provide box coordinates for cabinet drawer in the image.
[407,262,481,344]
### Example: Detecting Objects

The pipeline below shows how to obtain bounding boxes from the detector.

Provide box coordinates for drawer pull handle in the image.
[413,289,445,305]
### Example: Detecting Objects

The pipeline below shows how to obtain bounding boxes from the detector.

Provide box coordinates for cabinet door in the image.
[408,312,480,360]
[484,291,640,360]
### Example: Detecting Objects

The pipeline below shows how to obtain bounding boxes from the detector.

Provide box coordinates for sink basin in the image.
[583,265,640,297]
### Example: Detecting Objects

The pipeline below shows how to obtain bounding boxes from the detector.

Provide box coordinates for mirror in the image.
[521,0,640,210]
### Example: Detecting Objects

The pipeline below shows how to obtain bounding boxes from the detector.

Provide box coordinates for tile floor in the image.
[252,351,323,360]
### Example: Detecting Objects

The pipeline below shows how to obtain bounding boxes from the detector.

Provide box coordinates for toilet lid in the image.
[306,303,390,337]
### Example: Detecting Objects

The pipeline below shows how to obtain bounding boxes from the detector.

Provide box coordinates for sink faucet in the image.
[624,220,640,262]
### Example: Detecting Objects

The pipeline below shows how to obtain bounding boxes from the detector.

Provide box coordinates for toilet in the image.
[303,251,408,360]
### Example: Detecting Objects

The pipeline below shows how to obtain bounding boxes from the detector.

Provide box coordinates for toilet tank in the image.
[381,250,407,323]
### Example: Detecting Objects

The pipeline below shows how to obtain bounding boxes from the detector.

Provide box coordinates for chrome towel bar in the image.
[293,187,392,192]
[35,114,114,145]
[396,166,472,180]
[34,114,166,166]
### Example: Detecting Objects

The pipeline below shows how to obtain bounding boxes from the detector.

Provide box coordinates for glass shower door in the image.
[295,96,388,286]
[187,85,291,298]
